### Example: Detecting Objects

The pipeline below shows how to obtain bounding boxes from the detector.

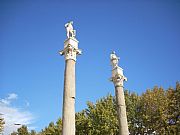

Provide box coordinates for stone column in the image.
[110,51,129,135]
[59,22,81,135]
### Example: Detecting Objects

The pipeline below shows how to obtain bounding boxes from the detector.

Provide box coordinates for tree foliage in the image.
[40,118,62,135]
[11,125,28,135]
[76,94,118,135]
[11,125,38,135]
[140,87,169,134]
[166,82,180,134]
[0,117,5,133]
[10,82,180,135]
[124,90,141,134]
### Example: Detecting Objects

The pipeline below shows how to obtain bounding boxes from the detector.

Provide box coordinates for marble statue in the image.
[65,21,76,38]
[110,51,120,69]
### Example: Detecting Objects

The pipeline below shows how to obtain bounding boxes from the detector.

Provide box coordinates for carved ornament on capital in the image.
[110,74,127,87]
[59,38,81,61]
[59,45,81,61]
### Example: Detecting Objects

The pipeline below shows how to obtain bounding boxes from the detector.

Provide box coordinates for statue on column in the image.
[110,51,127,82]
[65,21,76,38]
[110,51,120,69]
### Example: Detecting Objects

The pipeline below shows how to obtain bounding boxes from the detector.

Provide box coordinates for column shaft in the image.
[62,59,76,135]
[115,86,129,135]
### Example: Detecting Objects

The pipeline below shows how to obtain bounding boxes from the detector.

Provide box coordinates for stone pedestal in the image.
[60,37,81,135]
[110,52,129,135]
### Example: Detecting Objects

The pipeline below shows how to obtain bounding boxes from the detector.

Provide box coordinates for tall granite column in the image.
[59,21,81,135]
[110,51,129,135]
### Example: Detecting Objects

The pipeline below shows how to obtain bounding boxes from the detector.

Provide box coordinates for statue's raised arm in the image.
[65,21,76,38]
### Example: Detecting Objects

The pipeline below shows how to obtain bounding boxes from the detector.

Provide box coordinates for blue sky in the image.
[0,0,180,134]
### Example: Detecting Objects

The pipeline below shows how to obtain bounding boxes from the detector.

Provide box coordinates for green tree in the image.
[42,122,56,134]
[55,118,62,134]
[11,132,17,135]
[173,82,180,134]
[0,117,5,133]
[76,110,90,135]
[41,119,62,135]
[76,94,118,135]
[124,90,142,134]
[167,82,180,134]
[140,87,170,134]
[17,125,29,135]
[30,130,36,135]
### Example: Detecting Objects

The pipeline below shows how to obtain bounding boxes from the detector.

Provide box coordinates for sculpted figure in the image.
[65,21,76,38]
[110,51,119,68]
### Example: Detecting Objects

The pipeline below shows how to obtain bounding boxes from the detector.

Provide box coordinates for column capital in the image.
[110,72,127,87]
[59,37,82,61]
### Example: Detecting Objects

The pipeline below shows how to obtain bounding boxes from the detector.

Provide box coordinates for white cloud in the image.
[0,93,36,135]
[0,99,10,106]
[25,100,30,107]
[7,93,18,100]
[0,93,18,106]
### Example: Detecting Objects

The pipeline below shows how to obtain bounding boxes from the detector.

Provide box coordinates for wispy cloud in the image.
[0,93,18,105]
[25,100,30,107]
[0,93,36,134]
[7,93,18,100]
